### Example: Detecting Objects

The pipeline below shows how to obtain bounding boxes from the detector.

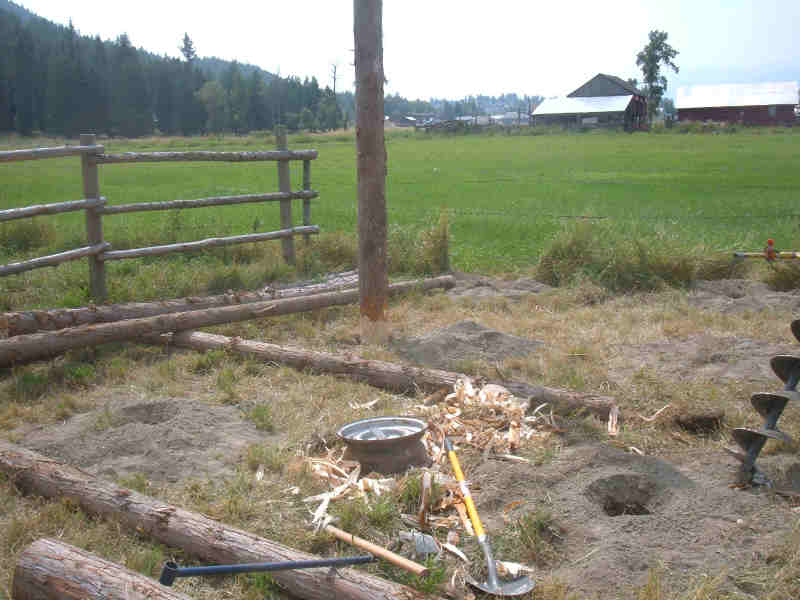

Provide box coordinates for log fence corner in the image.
[0,130,319,303]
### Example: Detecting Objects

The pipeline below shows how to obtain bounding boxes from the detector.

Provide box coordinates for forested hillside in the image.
[0,0,344,137]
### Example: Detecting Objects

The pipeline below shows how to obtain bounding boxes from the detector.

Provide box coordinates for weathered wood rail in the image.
[0,129,319,302]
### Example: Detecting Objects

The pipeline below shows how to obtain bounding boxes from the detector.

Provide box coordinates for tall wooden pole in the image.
[354,0,388,345]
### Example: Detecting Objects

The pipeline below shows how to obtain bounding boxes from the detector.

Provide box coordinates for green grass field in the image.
[1,128,799,307]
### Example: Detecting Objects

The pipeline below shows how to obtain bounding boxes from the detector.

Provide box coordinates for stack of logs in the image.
[0,274,617,419]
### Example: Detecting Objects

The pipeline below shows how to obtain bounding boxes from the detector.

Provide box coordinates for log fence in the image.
[0,129,319,302]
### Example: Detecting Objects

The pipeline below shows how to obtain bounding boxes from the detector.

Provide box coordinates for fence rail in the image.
[0,130,319,302]
[0,243,111,277]
[0,144,104,163]
[98,191,317,215]
[0,198,107,222]
[95,150,318,164]
[99,227,320,262]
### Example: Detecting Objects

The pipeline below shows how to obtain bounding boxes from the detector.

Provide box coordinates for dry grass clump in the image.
[536,222,742,294]
[763,262,800,291]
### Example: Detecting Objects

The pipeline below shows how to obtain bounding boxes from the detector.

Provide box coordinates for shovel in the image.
[445,438,535,597]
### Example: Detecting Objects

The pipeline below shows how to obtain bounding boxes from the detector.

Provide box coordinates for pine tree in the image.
[111,34,152,137]
[14,26,35,135]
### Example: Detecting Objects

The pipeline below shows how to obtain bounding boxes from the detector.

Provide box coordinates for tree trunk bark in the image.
[147,331,617,420]
[0,276,455,366]
[354,0,388,345]
[13,538,192,600]
[0,442,437,600]
[1,274,453,338]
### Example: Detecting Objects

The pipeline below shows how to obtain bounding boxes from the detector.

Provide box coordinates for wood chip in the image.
[443,542,470,563]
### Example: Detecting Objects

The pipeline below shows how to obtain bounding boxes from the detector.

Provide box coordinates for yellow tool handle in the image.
[445,440,486,539]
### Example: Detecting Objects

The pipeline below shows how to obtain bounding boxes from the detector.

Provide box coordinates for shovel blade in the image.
[467,574,535,597]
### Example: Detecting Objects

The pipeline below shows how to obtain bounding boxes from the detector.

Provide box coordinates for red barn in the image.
[676,81,799,126]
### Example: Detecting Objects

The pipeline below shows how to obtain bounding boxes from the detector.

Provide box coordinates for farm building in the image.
[676,81,799,125]
[532,73,647,130]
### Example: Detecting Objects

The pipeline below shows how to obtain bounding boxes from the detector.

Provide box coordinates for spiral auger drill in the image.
[725,320,800,486]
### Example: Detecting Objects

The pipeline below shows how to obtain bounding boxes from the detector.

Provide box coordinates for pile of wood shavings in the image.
[303,377,564,533]
[416,377,565,466]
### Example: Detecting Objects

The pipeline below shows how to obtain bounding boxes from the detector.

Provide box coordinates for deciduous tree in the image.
[636,30,679,123]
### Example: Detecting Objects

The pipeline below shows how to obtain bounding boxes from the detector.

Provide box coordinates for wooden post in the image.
[80,133,106,303]
[275,126,295,265]
[302,159,311,244]
[354,0,388,345]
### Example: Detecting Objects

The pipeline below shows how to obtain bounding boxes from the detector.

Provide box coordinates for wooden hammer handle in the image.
[324,524,429,577]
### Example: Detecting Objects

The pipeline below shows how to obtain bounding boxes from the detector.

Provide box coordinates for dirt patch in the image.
[390,320,543,371]
[19,389,272,483]
[470,441,797,599]
[689,278,800,313]
[447,272,553,300]
[608,334,789,384]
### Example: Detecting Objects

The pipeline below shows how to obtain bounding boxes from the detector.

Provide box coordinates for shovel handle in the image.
[324,524,430,577]
[444,438,486,538]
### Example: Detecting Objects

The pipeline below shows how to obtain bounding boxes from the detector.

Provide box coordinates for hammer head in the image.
[159,561,178,586]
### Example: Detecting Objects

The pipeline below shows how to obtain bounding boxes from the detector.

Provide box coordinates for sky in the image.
[15,0,800,100]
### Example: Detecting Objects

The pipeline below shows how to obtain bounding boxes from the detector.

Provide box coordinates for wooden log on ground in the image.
[148,330,617,420]
[0,197,106,222]
[0,300,275,367]
[13,538,192,600]
[0,144,104,163]
[1,274,453,337]
[99,226,319,262]
[0,442,436,600]
[96,150,317,164]
[0,243,111,277]
[99,190,318,215]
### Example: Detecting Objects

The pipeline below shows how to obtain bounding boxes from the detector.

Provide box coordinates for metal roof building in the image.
[531,74,647,130]
[676,81,799,125]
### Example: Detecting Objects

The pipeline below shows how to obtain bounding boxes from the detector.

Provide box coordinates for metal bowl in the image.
[337,416,429,474]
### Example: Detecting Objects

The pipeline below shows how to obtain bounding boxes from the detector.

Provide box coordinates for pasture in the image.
[1,128,799,309]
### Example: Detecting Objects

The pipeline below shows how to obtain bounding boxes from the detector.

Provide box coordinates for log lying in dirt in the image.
[1,273,451,338]
[0,442,436,600]
[0,301,275,367]
[147,331,617,421]
[13,538,192,600]
[0,276,456,366]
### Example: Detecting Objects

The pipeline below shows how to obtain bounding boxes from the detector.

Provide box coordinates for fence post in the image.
[275,126,295,265]
[80,133,107,303]
[302,159,311,244]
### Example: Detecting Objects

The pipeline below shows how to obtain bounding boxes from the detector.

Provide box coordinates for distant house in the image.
[532,73,647,130]
[392,115,417,127]
[676,82,799,125]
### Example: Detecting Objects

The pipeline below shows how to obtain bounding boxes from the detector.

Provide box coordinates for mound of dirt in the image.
[20,390,272,483]
[390,320,543,371]
[689,278,800,313]
[447,272,553,300]
[608,333,792,384]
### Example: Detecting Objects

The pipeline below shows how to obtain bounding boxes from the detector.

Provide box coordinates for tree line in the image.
[0,4,345,137]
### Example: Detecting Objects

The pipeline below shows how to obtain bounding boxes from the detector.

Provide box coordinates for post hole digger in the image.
[445,438,536,596]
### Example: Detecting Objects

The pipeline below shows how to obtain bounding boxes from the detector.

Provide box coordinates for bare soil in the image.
[7,276,800,599]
